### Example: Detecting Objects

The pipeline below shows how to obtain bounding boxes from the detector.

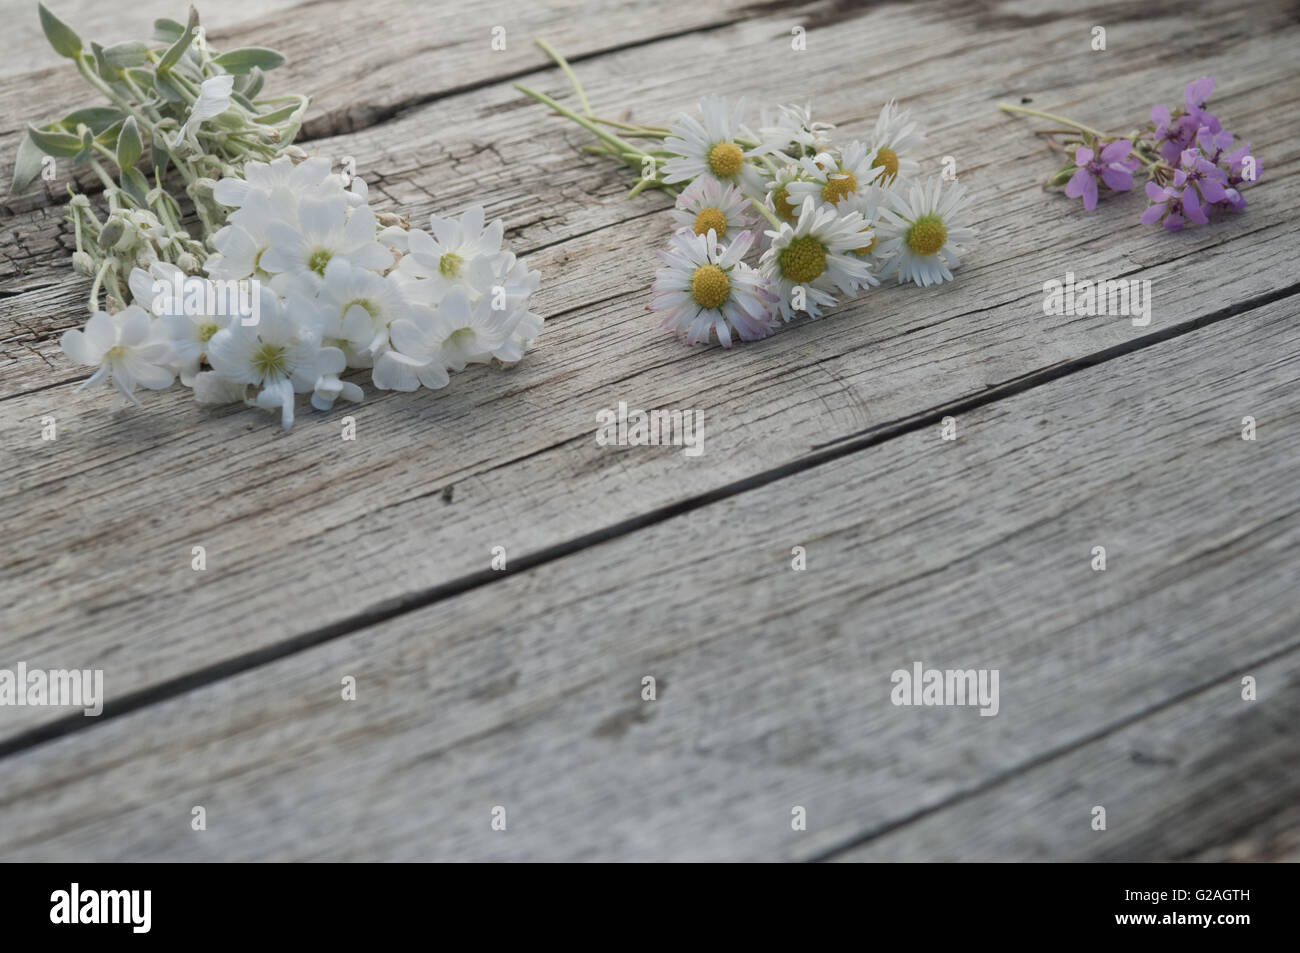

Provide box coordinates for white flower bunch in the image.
[519,48,977,348]
[20,6,543,428]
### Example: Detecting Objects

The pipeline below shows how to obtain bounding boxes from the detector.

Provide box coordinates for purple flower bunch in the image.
[1001,77,1259,231]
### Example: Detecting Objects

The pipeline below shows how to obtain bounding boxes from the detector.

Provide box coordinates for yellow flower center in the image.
[252,342,288,377]
[307,248,333,276]
[690,264,731,309]
[853,231,876,257]
[778,235,826,284]
[905,215,947,256]
[447,327,477,348]
[105,345,128,361]
[772,186,799,223]
[707,142,744,179]
[345,298,379,322]
[872,147,900,183]
[439,252,463,278]
[821,171,858,205]
[692,207,728,238]
[198,321,219,343]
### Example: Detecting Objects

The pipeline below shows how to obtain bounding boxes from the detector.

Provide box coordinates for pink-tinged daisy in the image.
[670,177,758,243]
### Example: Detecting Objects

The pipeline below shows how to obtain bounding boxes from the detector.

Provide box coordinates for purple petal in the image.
[1144,181,1166,201]
[1101,167,1134,192]
[1200,177,1226,202]
[1163,213,1184,231]
[1074,146,1093,167]
[1151,104,1170,127]
[1139,204,1166,225]
[1184,76,1214,110]
[1064,167,1091,199]
[1081,175,1098,211]
[1100,139,1132,163]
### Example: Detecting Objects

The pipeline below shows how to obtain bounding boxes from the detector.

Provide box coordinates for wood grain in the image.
[0,294,1296,860]
[1,0,1297,861]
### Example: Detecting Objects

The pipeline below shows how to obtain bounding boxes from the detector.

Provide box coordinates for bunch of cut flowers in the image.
[516,41,977,348]
[16,5,542,429]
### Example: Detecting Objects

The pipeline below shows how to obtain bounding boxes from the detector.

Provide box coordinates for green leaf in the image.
[212,47,285,74]
[63,107,125,135]
[10,133,47,195]
[236,67,265,100]
[252,103,300,125]
[90,42,121,81]
[121,166,150,205]
[94,120,125,147]
[151,142,171,180]
[117,116,143,168]
[157,6,199,72]
[26,123,83,158]
[38,3,82,59]
[153,70,187,102]
[102,41,150,68]
[153,18,186,41]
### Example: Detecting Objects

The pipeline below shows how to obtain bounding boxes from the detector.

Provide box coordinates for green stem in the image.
[515,83,648,160]
[587,116,670,137]
[749,198,781,229]
[997,103,1107,140]
[534,38,592,116]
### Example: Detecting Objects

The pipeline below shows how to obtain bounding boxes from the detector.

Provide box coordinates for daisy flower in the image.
[670,177,758,243]
[61,306,175,406]
[867,99,926,185]
[205,287,341,430]
[844,185,887,265]
[758,103,835,157]
[764,161,809,225]
[787,140,882,210]
[650,229,778,347]
[875,177,977,287]
[259,196,391,294]
[396,205,507,304]
[661,95,766,197]
[759,197,877,321]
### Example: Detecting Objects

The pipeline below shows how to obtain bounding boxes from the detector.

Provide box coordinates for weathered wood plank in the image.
[1,111,1295,743]
[828,648,1300,862]
[1,0,303,78]
[0,294,1296,860]
[0,0,759,214]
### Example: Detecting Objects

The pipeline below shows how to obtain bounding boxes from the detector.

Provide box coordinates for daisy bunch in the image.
[516,41,977,348]
[999,77,1260,230]
[16,5,543,428]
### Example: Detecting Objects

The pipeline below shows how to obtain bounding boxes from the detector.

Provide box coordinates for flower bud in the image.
[176,252,201,273]
[98,218,125,250]
[1049,165,1076,187]
[71,251,96,276]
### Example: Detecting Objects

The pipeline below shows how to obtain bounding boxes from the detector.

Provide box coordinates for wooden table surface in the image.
[1,0,1297,861]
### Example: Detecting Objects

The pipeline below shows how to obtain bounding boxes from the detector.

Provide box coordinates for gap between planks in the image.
[2,280,1297,764]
